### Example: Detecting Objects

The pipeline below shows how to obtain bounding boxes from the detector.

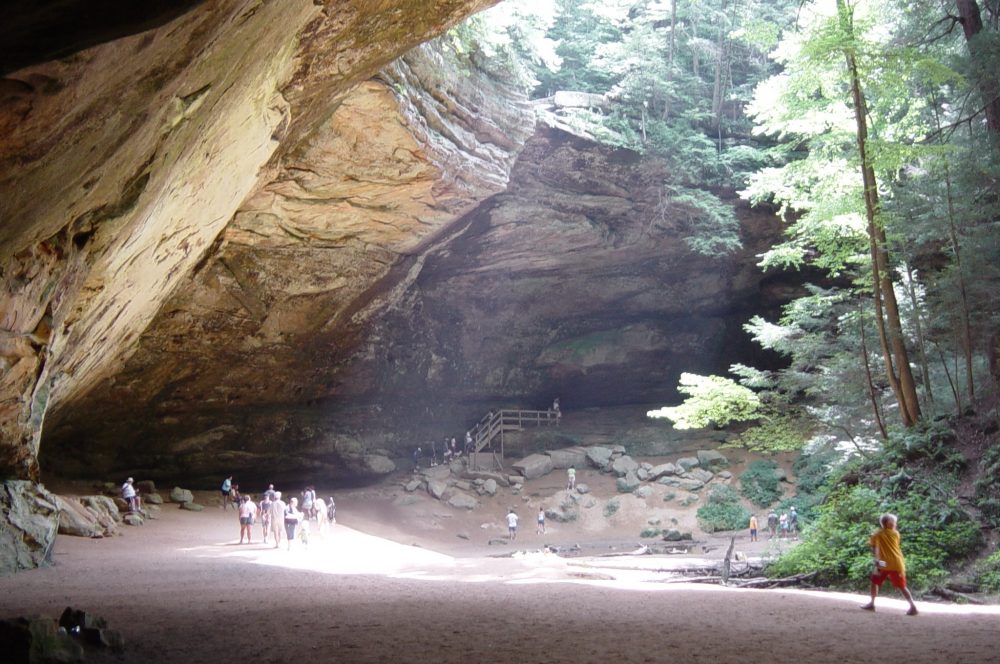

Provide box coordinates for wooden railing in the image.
[467,408,560,471]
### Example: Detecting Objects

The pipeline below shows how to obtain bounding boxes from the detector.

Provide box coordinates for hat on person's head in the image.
[127,477,133,483]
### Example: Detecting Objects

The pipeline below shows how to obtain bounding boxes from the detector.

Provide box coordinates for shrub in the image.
[739,459,783,507]
[640,527,662,538]
[975,550,1000,593]
[767,484,980,591]
[697,485,750,533]
[603,498,620,517]
[974,443,1000,529]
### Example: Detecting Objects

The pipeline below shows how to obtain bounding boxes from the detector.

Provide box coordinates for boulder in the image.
[610,444,627,455]
[611,455,639,477]
[123,513,144,526]
[508,475,524,486]
[483,479,498,496]
[404,479,422,492]
[113,497,129,513]
[687,468,714,483]
[636,467,650,482]
[144,493,164,505]
[447,493,478,510]
[54,496,103,538]
[427,480,448,500]
[81,495,121,523]
[649,463,678,479]
[575,483,590,494]
[463,470,510,487]
[135,480,156,495]
[676,478,705,491]
[180,502,205,511]
[616,471,641,493]
[634,486,653,499]
[169,487,194,503]
[421,465,452,481]
[545,447,588,469]
[585,446,613,469]
[0,481,60,575]
[676,456,700,471]
[511,454,554,480]
[454,480,472,491]
[718,470,733,480]
[696,449,729,469]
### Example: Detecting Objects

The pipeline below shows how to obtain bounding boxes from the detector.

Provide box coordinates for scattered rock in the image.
[718,470,732,479]
[404,479,422,492]
[687,468,714,483]
[678,494,698,506]
[463,471,510,487]
[456,532,470,540]
[610,444,627,455]
[179,502,204,512]
[112,497,129,513]
[647,517,662,525]
[696,449,729,469]
[144,493,164,505]
[611,455,639,477]
[585,446,613,469]
[135,480,156,495]
[676,456,700,471]
[454,480,472,492]
[426,480,448,500]
[122,513,144,526]
[634,486,653,499]
[511,454,554,480]
[169,487,193,503]
[507,475,524,486]
[545,507,578,522]
[662,491,676,501]
[580,497,597,509]
[616,471,641,493]
[649,463,678,479]
[483,479,498,496]
[575,483,590,494]
[446,493,478,510]
[421,465,452,481]
[488,538,509,546]
[545,447,588,469]
[636,467,650,482]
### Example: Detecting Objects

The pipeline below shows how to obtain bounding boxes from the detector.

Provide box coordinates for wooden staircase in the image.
[467,408,560,471]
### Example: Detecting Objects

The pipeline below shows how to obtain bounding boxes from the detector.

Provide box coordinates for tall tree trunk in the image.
[859,302,888,440]
[662,0,678,120]
[903,262,934,407]
[838,0,922,427]
[956,0,1000,135]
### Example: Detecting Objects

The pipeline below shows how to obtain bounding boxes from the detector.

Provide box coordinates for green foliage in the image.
[739,460,783,507]
[975,550,1000,593]
[648,373,761,429]
[660,185,741,256]
[603,497,620,517]
[768,483,980,591]
[640,527,662,538]
[882,421,967,474]
[974,443,1000,529]
[697,485,751,533]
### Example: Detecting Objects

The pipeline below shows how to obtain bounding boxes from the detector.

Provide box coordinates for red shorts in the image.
[871,569,907,589]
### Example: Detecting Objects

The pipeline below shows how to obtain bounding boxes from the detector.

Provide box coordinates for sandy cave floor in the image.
[2,475,1000,664]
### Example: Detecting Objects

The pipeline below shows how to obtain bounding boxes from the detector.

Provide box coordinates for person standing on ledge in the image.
[861,513,919,616]
[220,476,233,510]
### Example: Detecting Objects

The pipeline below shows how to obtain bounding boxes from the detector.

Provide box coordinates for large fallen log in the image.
[930,586,985,605]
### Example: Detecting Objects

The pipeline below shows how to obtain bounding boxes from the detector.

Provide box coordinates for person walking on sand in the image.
[767,510,778,539]
[220,476,233,510]
[861,513,919,616]
[537,508,546,535]
[749,514,758,542]
[506,509,519,541]
[284,497,303,550]
[259,490,273,543]
[269,491,287,549]
[566,466,576,491]
[238,494,257,544]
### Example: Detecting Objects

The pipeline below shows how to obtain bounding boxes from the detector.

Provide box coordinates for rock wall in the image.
[0,0,499,480]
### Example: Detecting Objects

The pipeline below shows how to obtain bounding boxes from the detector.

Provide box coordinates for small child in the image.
[537,508,546,534]
[860,513,918,616]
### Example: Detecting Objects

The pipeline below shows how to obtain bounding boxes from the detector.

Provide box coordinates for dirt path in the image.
[1,487,998,663]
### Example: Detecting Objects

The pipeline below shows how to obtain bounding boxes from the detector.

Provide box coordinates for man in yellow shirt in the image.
[860,513,918,615]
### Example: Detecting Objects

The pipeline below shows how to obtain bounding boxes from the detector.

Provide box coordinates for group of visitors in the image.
[762,506,799,540]
[220,479,336,549]
[414,434,473,469]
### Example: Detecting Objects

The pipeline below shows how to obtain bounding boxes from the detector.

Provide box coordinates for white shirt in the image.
[506,513,518,528]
